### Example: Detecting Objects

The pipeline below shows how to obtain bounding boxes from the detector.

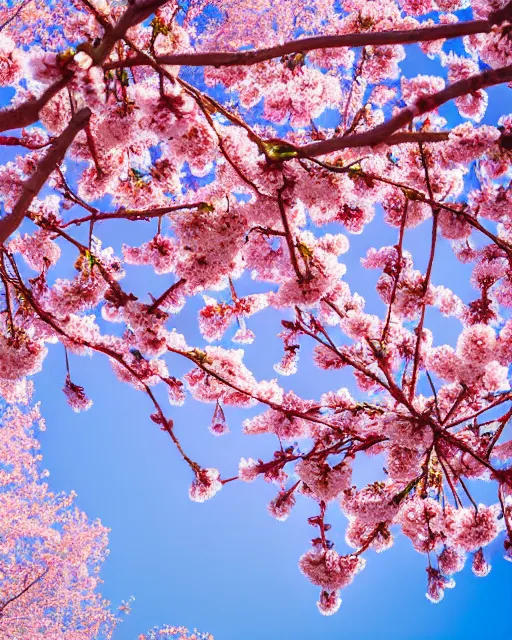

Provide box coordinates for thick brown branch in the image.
[0,108,91,245]
[376,131,450,145]
[297,64,512,158]
[0,73,73,133]
[0,135,52,149]
[91,0,170,65]
[104,19,498,70]
[0,0,167,134]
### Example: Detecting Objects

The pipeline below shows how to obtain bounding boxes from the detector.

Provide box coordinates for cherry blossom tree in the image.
[1,0,512,617]
[0,392,210,638]
[0,394,119,638]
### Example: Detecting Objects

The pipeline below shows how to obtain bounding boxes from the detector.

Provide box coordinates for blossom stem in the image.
[408,143,439,401]
[381,199,408,342]
[277,183,304,281]
[61,202,205,227]
[486,406,512,458]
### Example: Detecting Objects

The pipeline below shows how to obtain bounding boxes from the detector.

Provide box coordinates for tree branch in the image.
[0,0,33,32]
[0,135,52,150]
[0,73,73,134]
[1,256,200,471]
[60,202,205,227]
[91,0,171,65]
[148,278,185,312]
[103,16,506,70]
[297,64,512,158]
[408,143,439,401]
[0,107,91,245]
[0,0,168,134]
[0,568,49,614]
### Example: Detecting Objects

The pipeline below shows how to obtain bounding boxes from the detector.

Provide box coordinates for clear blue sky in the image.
[1,21,511,640]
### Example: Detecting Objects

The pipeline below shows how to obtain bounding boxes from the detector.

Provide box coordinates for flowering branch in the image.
[0,107,91,245]
[297,64,512,157]
[103,6,512,70]
[0,73,73,134]
[89,0,171,66]
[0,567,48,614]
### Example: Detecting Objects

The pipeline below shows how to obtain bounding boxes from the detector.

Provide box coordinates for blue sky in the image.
[1,17,512,640]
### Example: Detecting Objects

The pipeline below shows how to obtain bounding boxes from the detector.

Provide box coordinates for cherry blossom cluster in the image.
[0,0,512,618]
[138,626,214,640]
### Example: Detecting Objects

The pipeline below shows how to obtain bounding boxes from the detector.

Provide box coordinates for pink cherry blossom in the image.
[296,460,352,502]
[63,373,93,412]
[209,401,229,436]
[472,548,492,577]
[317,589,342,616]
[238,457,261,482]
[299,546,366,591]
[268,489,296,521]
[438,546,466,576]
[426,567,455,603]
[188,468,222,503]
[452,506,502,552]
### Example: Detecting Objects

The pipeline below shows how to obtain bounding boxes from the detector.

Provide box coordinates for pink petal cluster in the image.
[188,468,223,503]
